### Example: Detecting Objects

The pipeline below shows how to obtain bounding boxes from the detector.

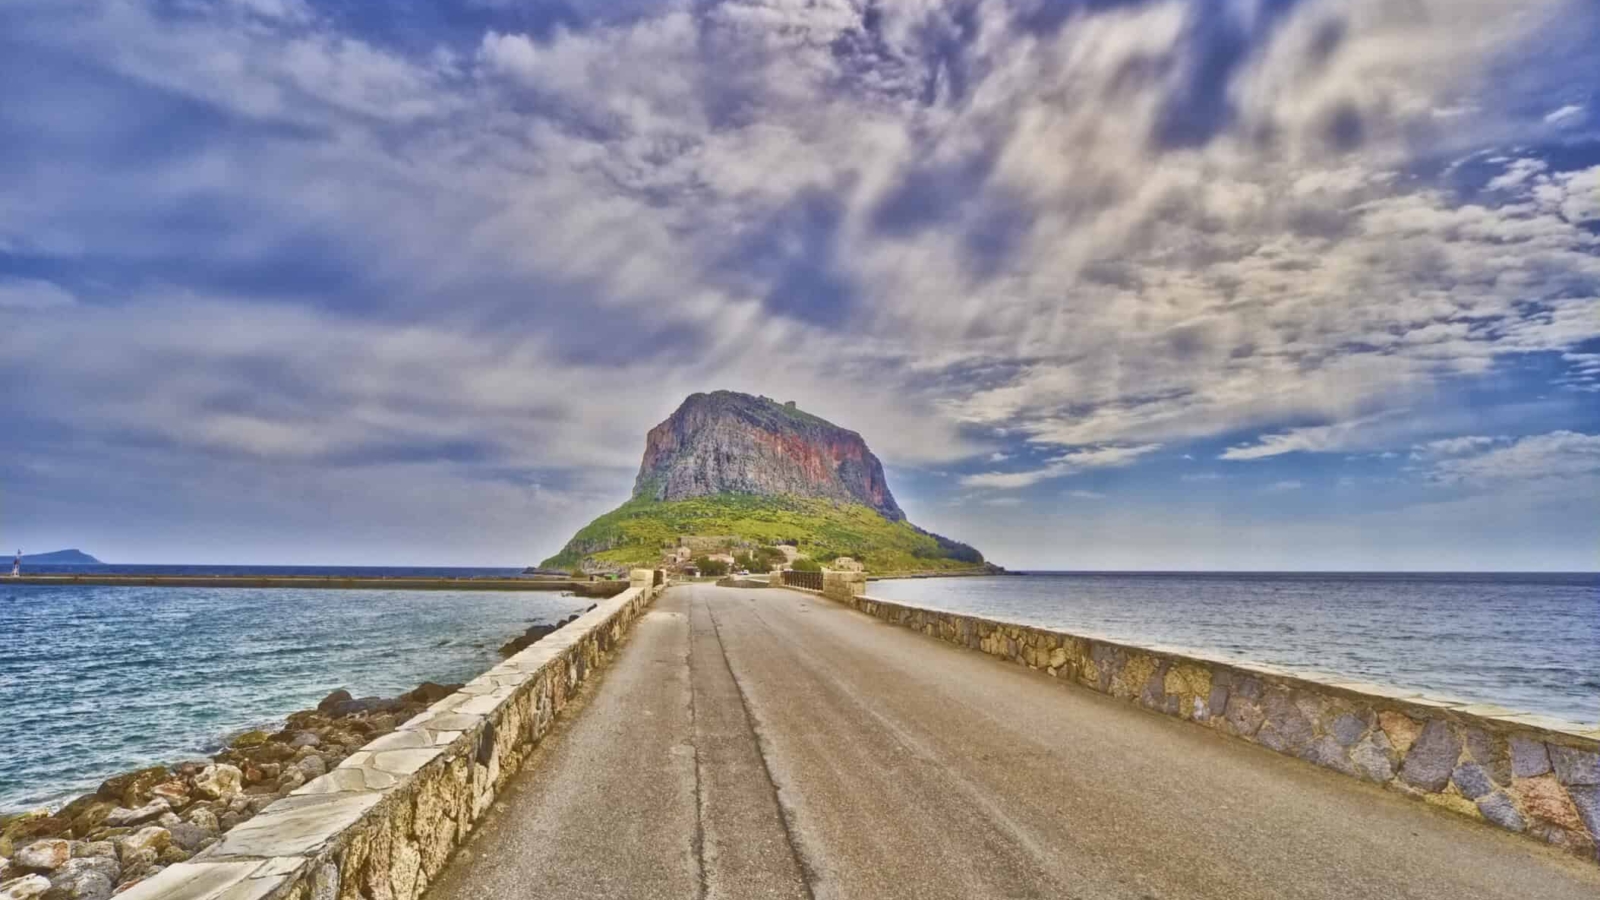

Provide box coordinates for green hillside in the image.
[541,493,985,575]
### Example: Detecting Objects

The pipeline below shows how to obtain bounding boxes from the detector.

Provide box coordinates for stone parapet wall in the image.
[820,570,865,601]
[117,580,664,900]
[798,588,1600,864]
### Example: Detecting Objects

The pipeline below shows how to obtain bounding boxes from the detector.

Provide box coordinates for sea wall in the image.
[110,578,664,900]
[791,587,1600,864]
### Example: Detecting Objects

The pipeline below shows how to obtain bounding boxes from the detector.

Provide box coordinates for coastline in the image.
[0,606,594,895]
[6,574,629,593]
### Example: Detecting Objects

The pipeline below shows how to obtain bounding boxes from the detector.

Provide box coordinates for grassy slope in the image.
[541,493,985,575]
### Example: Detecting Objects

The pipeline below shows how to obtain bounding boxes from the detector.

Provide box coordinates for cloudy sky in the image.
[1,0,1597,570]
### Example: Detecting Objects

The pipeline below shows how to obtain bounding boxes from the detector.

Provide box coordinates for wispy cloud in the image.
[962,444,1162,489]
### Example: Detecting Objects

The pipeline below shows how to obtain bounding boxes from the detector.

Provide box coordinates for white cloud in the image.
[1428,431,1600,486]
[962,444,1162,489]
[1221,414,1401,461]
[1412,435,1504,456]
[1065,490,1106,500]
[1266,480,1304,492]
[1544,104,1585,125]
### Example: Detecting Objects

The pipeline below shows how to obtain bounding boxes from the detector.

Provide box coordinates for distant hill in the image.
[542,391,986,575]
[19,549,103,565]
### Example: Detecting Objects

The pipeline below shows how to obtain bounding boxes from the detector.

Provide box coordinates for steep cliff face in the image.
[632,391,905,521]
[541,391,986,574]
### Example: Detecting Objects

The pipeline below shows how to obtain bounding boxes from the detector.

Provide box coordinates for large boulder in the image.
[104,800,169,829]
[166,822,212,854]
[401,682,462,705]
[116,828,170,861]
[327,697,406,718]
[12,841,69,873]
[96,768,168,809]
[315,690,353,714]
[0,813,67,857]
[147,781,190,810]
[47,857,118,900]
[193,765,243,801]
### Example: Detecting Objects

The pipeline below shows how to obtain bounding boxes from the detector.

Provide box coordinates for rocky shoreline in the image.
[0,609,591,900]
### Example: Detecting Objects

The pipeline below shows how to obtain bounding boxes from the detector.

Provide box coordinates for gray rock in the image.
[1462,728,1510,785]
[1330,713,1367,747]
[12,840,69,872]
[1256,690,1314,754]
[1233,676,1264,703]
[105,799,169,828]
[1569,786,1599,840]
[1549,745,1600,786]
[1351,734,1396,783]
[1303,736,1357,776]
[311,862,340,900]
[1451,763,1494,800]
[1476,792,1526,833]
[1223,697,1264,737]
[316,688,353,712]
[166,823,210,853]
[277,767,307,792]
[115,848,155,875]
[73,843,115,861]
[1399,719,1460,792]
[1207,685,1229,723]
[329,697,407,717]
[182,808,219,834]
[296,755,328,779]
[290,731,322,749]
[1510,736,1551,778]
[48,858,118,900]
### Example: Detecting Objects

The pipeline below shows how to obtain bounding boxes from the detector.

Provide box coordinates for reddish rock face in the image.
[633,391,905,521]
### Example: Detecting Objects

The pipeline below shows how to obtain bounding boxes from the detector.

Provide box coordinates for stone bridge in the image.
[119,579,1599,900]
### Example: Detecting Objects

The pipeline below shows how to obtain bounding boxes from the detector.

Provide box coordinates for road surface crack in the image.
[705,601,821,900]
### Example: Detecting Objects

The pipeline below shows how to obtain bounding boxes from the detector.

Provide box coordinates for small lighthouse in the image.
[10,550,19,578]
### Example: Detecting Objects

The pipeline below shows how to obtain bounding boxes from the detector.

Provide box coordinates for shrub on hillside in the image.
[789,557,822,572]
[696,557,730,576]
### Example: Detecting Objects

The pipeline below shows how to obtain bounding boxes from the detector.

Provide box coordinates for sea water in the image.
[0,578,589,813]
[868,572,1599,726]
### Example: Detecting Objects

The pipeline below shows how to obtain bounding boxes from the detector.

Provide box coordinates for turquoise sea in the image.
[869,572,1599,727]
[0,570,588,813]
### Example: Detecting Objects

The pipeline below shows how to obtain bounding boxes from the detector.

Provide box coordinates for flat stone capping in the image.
[117,579,663,900]
[786,585,1600,865]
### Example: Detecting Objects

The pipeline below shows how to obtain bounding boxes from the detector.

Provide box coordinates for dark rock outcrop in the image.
[632,391,905,521]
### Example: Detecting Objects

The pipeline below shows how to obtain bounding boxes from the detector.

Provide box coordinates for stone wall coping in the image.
[843,590,1600,748]
[115,583,658,900]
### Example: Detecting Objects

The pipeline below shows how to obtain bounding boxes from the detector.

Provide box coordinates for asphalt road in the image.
[424,584,1600,900]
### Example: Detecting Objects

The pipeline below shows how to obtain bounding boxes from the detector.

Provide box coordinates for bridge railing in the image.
[781,569,824,591]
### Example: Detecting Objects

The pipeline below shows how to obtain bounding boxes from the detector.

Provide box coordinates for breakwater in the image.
[0,584,596,814]
[8,574,626,594]
[787,579,1600,863]
[31,571,661,900]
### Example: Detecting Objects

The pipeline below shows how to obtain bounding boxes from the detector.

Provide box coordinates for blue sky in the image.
[1,0,1597,570]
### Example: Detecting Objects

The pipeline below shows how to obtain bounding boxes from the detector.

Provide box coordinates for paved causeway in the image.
[425,585,1600,900]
